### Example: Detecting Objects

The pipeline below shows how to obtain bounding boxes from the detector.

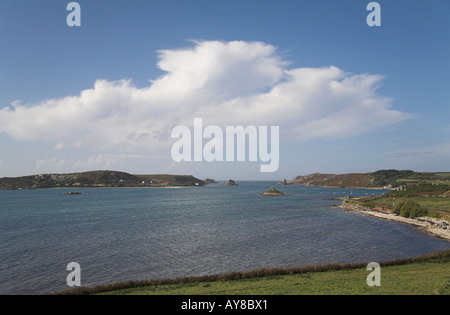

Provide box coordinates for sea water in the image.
[0,182,449,294]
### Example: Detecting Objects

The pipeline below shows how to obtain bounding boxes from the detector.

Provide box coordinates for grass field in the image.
[352,183,450,220]
[60,250,450,295]
[99,262,450,295]
[397,172,450,185]
[358,196,450,213]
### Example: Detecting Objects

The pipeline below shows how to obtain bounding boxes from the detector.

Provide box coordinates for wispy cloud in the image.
[388,142,450,159]
[384,142,450,171]
[35,154,153,173]
[0,40,410,172]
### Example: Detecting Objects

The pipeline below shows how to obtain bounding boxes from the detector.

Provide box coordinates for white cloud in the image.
[54,143,65,151]
[73,153,149,170]
[0,40,410,171]
[73,140,83,148]
[35,153,153,174]
[36,158,71,171]
[388,142,450,159]
[384,142,450,171]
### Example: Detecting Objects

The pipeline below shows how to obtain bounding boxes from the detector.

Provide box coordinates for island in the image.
[0,170,205,190]
[225,179,238,186]
[261,187,286,196]
[203,178,218,185]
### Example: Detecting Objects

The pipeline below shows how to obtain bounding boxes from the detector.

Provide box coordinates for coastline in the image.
[1,185,203,191]
[287,184,389,190]
[339,201,450,241]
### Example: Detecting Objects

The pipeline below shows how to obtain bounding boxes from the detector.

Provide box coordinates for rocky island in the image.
[261,187,286,196]
[64,192,82,195]
[203,178,218,185]
[225,179,238,186]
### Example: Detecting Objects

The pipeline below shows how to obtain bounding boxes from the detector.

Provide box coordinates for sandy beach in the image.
[339,202,450,241]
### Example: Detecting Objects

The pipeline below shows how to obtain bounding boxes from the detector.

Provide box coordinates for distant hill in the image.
[0,171,205,190]
[280,170,450,189]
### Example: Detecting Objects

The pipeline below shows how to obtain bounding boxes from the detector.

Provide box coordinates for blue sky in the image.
[0,0,449,180]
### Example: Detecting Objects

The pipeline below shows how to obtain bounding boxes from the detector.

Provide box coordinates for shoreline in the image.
[339,202,450,241]
[1,185,204,191]
[280,183,391,190]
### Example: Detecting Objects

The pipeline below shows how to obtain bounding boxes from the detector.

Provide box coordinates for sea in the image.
[0,181,449,295]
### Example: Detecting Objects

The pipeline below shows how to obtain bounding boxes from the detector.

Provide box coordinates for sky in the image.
[0,0,449,180]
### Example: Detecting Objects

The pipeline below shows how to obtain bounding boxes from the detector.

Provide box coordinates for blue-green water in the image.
[0,182,449,294]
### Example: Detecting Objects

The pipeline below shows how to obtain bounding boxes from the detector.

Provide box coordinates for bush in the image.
[393,201,428,218]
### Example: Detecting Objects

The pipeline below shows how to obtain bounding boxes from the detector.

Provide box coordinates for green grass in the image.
[359,196,450,212]
[399,179,450,185]
[353,183,450,219]
[355,196,450,220]
[98,261,450,295]
[59,250,450,295]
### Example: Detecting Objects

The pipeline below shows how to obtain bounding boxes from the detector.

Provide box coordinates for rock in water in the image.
[261,187,285,196]
[225,179,238,186]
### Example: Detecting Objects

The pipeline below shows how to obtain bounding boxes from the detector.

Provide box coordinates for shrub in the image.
[393,201,428,218]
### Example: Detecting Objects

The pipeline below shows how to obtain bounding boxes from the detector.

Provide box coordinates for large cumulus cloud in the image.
[0,40,409,171]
